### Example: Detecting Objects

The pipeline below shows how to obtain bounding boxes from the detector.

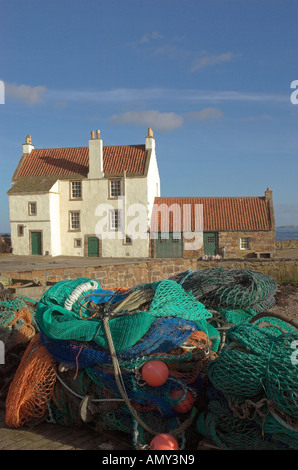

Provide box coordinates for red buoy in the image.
[150,433,179,450]
[141,360,169,387]
[171,390,195,413]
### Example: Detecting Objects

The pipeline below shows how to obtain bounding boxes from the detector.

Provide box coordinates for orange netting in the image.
[181,330,209,350]
[5,333,57,428]
[10,307,36,344]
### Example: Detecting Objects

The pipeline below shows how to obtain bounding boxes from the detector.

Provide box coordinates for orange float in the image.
[171,389,195,413]
[150,433,179,450]
[141,360,169,387]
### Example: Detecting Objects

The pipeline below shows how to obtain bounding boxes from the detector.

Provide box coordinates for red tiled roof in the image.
[16,145,147,178]
[152,196,272,231]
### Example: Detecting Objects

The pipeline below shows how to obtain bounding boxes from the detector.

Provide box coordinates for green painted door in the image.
[155,232,183,258]
[31,232,42,255]
[203,232,218,256]
[88,237,99,257]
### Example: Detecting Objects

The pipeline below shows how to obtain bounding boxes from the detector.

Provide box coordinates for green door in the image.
[88,237,99,257]
[31,231,42,255]
[203,232,218,256]
[155,232,183,258]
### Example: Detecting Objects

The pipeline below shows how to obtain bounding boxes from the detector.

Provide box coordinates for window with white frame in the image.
[28,202,37,216]
[240,237,250,250]
[70,181,82,199]
[110,209,121,231]
[69,211,80,231]
[110,180,122,198]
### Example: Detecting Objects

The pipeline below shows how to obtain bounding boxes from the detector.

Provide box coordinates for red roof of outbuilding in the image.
[152,196,272,231]
[16,145,147,178]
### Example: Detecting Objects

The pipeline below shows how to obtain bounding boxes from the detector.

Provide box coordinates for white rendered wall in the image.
[9,193,52,255]
[58,176,150,257]
[49,181,61,256]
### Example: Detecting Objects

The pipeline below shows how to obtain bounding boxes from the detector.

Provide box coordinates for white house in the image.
[7,129,160,257]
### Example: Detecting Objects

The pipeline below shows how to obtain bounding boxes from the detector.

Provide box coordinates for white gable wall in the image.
[9,193,53,255]
[146,149,160,225]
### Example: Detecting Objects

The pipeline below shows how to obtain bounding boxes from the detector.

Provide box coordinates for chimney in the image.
[265,187,272,201]
[145,128,155,152]
[88,129,103,179]
[265,187,276,232]
[22,134,34,154]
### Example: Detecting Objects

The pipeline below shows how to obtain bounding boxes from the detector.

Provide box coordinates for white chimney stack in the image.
[88,129,103,178]
[22,134,34,154]
[145,128,155,152]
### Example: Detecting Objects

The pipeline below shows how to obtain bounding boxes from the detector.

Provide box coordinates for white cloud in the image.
[191,52,239,71]
[185,107,223,121]
[109,110,184,132]
[47,87,287,105]
[5,81,47,105]
[139,31,163,44]
[109,107,223,132]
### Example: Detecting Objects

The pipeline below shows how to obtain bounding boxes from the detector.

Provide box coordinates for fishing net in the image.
[39,317,198,369]
[196,397,289,450]
[251,315,296,336]
[207,323,298,414]
[5,272,295,451]
[36,278,213,353]
[39,316,220,372]
[5,333,57,428]
[171,267,278,314]
[36,278,156,352]
[5,277,217,449]
[0,295,39,402]
[36,301,155,352]
[147,280,212,321]
[196,322,298,450]
[48,368,200,449]
[0,296,38,347]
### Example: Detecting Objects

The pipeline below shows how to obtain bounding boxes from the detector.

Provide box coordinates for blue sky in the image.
[0,0,297,232]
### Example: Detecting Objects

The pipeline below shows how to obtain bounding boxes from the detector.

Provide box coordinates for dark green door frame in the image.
[203,232,218,256]
[155,232,183,258]
[30,231,42,255]
[87,236,99,257]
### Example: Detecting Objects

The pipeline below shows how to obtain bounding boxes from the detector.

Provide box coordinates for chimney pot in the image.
[96,129,101,139]
[91,130,95,139]
[25,135,31,144]
[147,128,153,137]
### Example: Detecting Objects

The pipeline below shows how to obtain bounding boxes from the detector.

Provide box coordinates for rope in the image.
[103,315,197,438]
[54,371,125,403]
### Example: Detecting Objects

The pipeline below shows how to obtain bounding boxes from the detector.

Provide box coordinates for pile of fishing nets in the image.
[0,295,39,402]
[5,277,219,450]
[171,267,278,325]
[196,322,298,450]
[4,268,297,450]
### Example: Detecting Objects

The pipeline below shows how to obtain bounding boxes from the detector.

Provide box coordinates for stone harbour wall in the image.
[5,257,298,289]
[276,239,298,249]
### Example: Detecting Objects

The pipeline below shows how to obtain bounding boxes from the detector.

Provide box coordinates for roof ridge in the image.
[155,196,265,199]
[16,143,148,178]
[30,143,145,151]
